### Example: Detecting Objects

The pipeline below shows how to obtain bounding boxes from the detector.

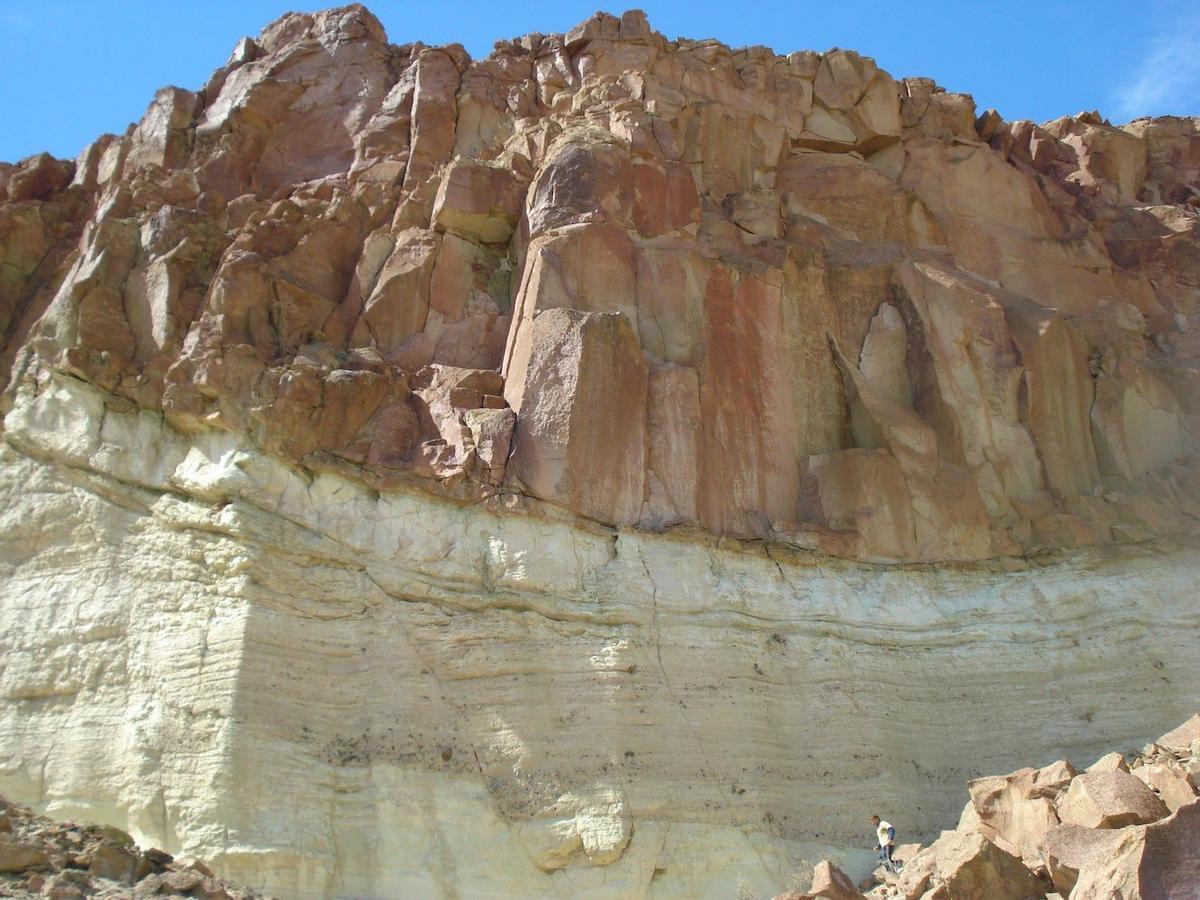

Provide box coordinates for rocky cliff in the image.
[0,5,1198,897]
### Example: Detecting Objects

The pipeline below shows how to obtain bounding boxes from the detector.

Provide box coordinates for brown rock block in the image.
[0,834,49,872]
[503,223,637,408]
[800,859,866,899]
[777,152,941,246]
[630,159,700,236]
[431,158,526,244]
[352,228,441,357]
[448,387,482,409]
[505,307,647,525]
[1132,763,1199,813]
[1157,713,1200,752]
[463,407,515,484]
[1087,751,1131,774]
[525,140,628,238]
[126,87,199,172]
[88,841,138,881]
[897,260,1046,516]
[1002,298,1101,498]
[1068,801,1200,899]
[967,763,1072,862]
[895,831,1042,900]
[901,78,976,142]
[6,153,73,202]
[800,449,917,561]
[1057,770,1171,829]
[696,263,814,537]
[1038,823,1126,895]
[634,241,709,367]
[833,341,993,561]
[1091,367,1193,481]
[404,48,461,191]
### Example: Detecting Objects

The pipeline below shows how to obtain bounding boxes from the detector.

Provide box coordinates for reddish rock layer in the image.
[2,4,1198,561]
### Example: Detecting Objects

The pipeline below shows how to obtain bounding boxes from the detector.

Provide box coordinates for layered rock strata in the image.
[1,5,1199,898]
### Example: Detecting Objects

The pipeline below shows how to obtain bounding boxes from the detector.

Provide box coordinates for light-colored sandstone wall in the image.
[2,376,1197,898]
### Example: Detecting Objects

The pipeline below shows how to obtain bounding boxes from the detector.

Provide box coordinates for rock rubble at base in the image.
[778,713,1200,900]
[1,4,1198,563]
[0,796,267,899]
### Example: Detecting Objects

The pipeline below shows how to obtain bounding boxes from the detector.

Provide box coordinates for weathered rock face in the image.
[3,4,1198,560]
[1,5,1198,899]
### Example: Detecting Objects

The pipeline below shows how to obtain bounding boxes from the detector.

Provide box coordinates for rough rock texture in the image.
[2,4,1197,561]
[841,714,1200,899]
[1,5,1199,899]
[0,795,265,898]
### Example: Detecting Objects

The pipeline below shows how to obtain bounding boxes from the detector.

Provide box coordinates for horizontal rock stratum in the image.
[0,5,1198,898]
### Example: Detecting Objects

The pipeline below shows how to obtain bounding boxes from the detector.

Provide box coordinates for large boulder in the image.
[966,761,1074,861]
[1068,800,1200,899]
[1131,762,1199,814]
[0,834,49,873]
[895,831,1043,899]
[1057,770,1171,829]
[788,860,865,899]
[1156,714,1200,753]
[1038,823,1126,895]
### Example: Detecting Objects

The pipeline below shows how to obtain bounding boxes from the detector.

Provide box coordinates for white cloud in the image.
[1113,13,1200,120]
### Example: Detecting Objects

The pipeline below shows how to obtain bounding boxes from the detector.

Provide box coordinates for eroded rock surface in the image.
[1,5,1199,899]
[2,3,1197,562]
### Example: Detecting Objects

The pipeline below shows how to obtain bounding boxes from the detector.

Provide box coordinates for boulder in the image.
[1068,800,1200,899]
[88,842,138,881]
[1086,752,1130,774]
[0,834,49,872]
[800,859,866,899]
[895,831,1043,899]
[1156,713,1200,752]
[1038,823,1126,895]
[1056,770,1170,829]
[967,765,1064,861]
[6,152,73,202]
[1131,762,1198,813]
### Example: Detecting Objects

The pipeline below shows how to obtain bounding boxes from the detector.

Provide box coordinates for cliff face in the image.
[0,5,1198,897]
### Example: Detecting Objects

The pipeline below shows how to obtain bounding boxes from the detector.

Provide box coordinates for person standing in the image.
[870,814,897,871]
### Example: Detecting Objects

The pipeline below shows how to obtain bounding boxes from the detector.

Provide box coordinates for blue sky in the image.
[1,0,1197,163]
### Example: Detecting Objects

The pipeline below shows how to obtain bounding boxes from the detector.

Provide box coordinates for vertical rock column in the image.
[504,307,647,526]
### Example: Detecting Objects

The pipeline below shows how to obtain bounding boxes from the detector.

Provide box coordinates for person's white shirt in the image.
[877,820,894,847]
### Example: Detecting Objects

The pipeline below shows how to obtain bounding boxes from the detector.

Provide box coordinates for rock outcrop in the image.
[1,5,1198,898]
[2,4,1197,562]
[822,714,1200,899]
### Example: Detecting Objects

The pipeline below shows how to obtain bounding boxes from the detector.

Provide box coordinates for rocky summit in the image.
[0,4,1197,897]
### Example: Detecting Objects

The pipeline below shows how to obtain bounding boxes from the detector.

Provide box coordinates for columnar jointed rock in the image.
[2,5,1200,899]
[2,3,1197,560]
